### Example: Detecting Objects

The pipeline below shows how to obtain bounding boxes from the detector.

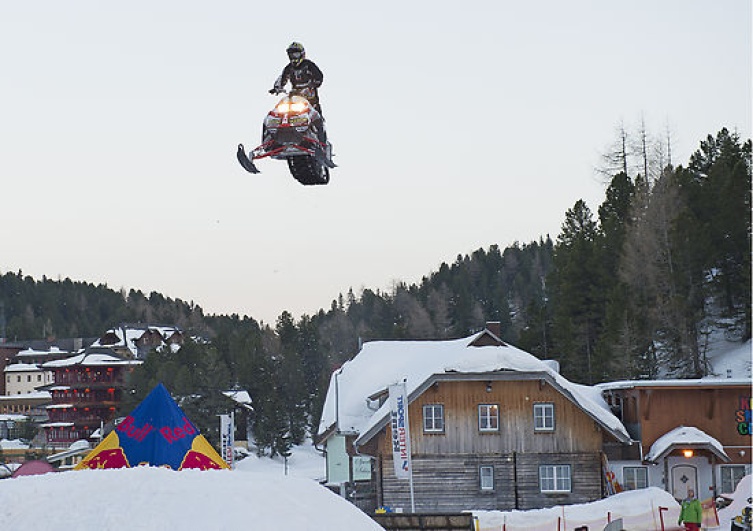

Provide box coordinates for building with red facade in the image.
[41,348,141,448]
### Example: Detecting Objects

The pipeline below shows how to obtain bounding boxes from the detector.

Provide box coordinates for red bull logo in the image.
[160,416,197,443]
[81,448,129,469]
[117,415,155,442]
[180,450,223,470]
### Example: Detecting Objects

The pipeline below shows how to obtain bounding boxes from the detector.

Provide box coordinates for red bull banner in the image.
[75,383,228,471]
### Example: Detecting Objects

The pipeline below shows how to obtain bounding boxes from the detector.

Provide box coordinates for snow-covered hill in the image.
[0,453,381,531]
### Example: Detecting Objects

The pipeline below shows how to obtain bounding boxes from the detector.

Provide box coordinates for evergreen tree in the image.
[550,200,607,383]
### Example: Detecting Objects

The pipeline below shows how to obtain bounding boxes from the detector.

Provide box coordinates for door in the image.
[671,464,698,499]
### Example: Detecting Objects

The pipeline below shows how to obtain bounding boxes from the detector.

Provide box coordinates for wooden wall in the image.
[370,379,606,512]
[377,452,603,512]
[619,385,751,464]
[379,379,603,456]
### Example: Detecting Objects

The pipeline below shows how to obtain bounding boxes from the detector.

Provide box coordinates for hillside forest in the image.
[1,127,750,455]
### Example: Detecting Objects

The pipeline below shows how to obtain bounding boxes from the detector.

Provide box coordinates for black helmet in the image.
[286,42,305,66]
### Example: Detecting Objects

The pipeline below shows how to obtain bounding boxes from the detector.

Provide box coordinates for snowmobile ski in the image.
[236,144,259,174]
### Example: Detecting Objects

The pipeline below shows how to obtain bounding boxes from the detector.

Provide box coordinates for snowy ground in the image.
[0,444,382,531]
[1,338,749,529]
[2,439,749,530]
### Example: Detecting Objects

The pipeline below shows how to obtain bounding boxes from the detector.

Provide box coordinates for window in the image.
[480,466,494,491]
[17,376,21,383]
[423,404,444,433]
[623,466,648,490]
[534,403,555,431]
[539,465,571,492]
[478,404,499,431]
[37,375,42,382]
[720,465,747,494]
[27,375,31,382]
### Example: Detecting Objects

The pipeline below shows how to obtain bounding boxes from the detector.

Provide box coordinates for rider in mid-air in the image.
[270,42,326,144]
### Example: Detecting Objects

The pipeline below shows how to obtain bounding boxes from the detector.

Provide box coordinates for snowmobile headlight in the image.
[290,101,308,113]
[275,100,308,115]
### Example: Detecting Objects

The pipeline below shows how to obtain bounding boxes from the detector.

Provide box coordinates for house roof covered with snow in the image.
[317,329,631,447]
[0,391,51,401]
[91,324,182,358]
[42,350,142,369]
[598,377,752,391]
[16,346,71,357]
[644,425,729,463]
[223,390,253,410]
[3,363,45,373]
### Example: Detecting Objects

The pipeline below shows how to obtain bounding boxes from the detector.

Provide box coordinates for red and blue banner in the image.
[76,383,228,471]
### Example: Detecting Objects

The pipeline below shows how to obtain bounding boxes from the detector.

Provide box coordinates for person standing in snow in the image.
[678,489,703,531]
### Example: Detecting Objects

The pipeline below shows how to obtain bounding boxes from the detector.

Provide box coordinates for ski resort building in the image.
[92,323,184,359]
[599,378,752,498]
[317,323,633,513]
[317,324,752,514]
[40,348,142,448]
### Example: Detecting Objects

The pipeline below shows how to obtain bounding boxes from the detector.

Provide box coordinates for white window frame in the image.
[423,404,444,433]
[480,465,494,491]
[720,465,747,494]
[622,466,648,490]
[539,464,571,493]
[534,403,555,432]
[478,404,499,432]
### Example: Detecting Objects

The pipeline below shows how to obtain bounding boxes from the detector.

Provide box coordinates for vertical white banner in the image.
[388,382,412,480]
[219,413,234,469]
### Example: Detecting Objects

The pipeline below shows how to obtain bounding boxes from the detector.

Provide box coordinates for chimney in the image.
[485,321,501,338]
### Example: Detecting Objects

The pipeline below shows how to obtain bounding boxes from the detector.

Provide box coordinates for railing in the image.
[54,373,123,385]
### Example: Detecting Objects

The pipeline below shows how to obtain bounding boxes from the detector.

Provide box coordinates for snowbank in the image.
[0,458,380,530]
[717,474,752,528]
[475,488,682,531]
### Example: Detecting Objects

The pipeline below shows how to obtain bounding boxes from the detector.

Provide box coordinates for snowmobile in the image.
[237,89,335,185]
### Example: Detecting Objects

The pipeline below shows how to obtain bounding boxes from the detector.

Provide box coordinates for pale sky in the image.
[1,1,750,325]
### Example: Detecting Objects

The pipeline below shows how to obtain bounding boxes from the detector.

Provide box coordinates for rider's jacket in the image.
[274,59,324,108]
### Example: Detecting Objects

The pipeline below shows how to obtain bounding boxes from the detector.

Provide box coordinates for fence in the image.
[474,503,684,531]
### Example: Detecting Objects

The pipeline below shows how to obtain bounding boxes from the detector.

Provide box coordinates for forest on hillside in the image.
[1,128,749,454]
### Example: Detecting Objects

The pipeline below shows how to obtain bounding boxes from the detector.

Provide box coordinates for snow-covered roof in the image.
[645,426,729,463]
[42,352,142,368]
[317,330,631,447]
[46,404,74,409]
[0,414,28,422]
[0,391,51,401]
[3,363,46,373]
[0,438,30,450]
[92,324,182,357]
[598,377,752,391]
[223,390,253,409]
[40,422,75,428]
[16,346,70,357]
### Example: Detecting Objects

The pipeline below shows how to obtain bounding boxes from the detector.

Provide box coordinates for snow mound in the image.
[718,474,752,527]
[0,465,381,531]
[476,488,681,530]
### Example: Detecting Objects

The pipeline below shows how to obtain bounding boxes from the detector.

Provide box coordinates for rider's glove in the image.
[269,88,278,95]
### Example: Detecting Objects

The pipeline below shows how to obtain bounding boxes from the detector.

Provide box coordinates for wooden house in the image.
[94,324,184,359]
[317,324,632,512]
[600,378,752,499]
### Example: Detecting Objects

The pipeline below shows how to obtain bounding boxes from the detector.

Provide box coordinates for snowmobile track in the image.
[287,156,330,185]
